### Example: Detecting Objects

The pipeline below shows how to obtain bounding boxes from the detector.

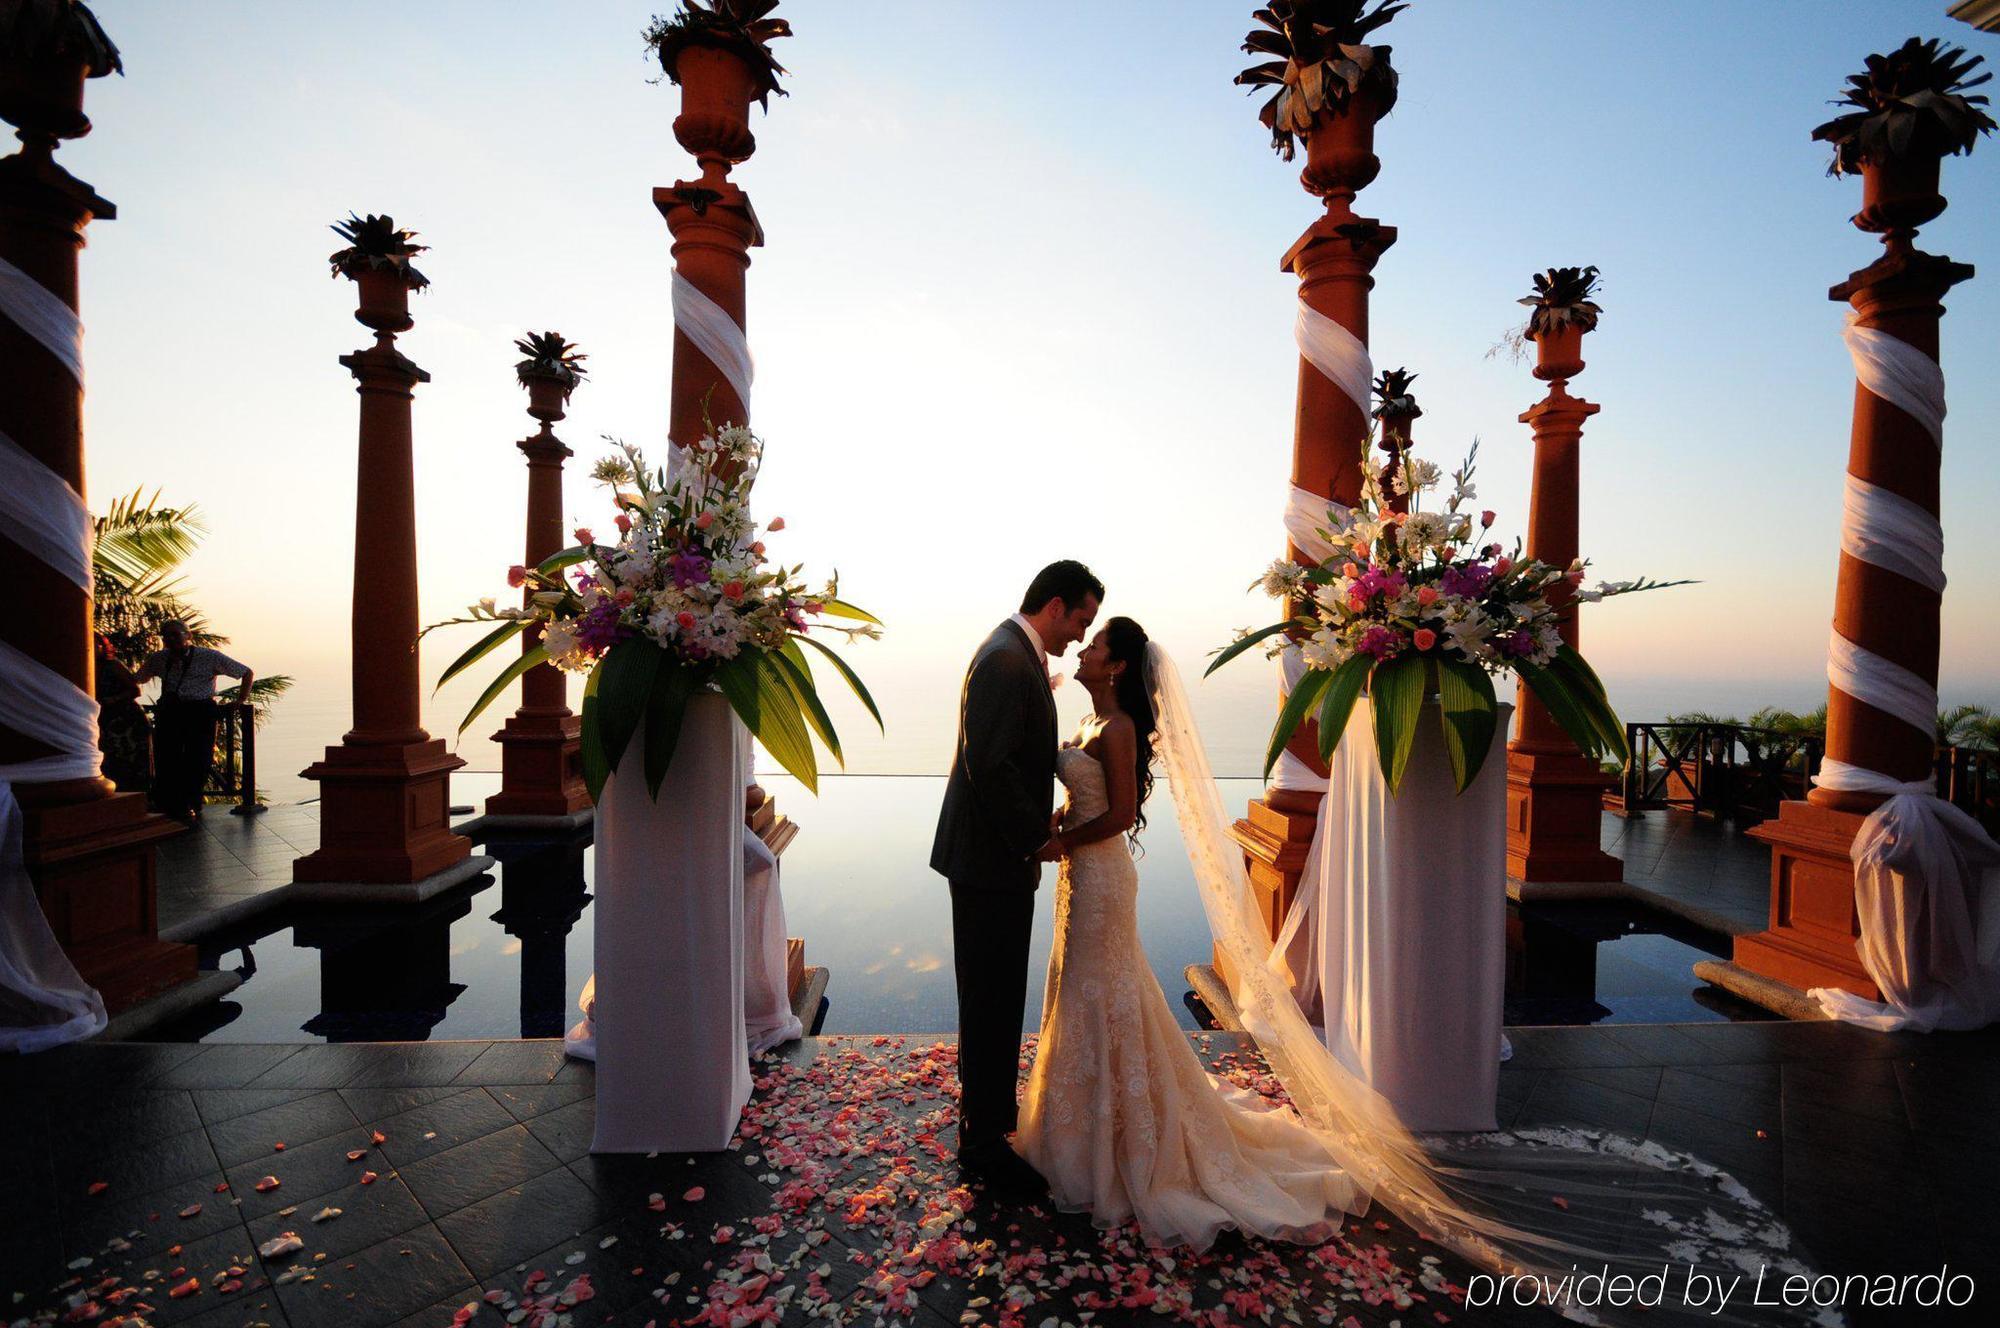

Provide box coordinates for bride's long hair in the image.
[1101,616,1157,844]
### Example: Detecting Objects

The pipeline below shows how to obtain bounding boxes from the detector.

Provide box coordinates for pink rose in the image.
[506,565,528,588]
[1416,586,1440,607]
[614,512,633,534]
[767,517,786,532]
[1413,628,1437,651]
[1480,510,1496,528]
[750,541,766,556]
[1495,556,1514,575]
[1342,561,1362,578]
[573,527,594,545]
[723,581,745,601]
[676,611,696,630]
[694,511,715,531]
[614,588,636,607]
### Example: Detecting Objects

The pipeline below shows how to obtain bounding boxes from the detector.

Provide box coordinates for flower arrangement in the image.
[643,0,791,104]
[1209,436,1685,793]
[327,213,429,289]
[513,331,588,398]
[426,423,879,799]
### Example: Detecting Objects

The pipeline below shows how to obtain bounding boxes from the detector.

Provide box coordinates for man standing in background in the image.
[134,619,255,823]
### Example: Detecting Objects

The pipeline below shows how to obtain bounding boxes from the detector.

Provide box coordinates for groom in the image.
[931,559,1102,1194]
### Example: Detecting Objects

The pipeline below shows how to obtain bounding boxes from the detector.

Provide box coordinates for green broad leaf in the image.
[718,653,819,793]
[775,642,843,766]
[580,659,609,803]
[1554,643,1611,700]
[457,644,549,736]
[796,634,884,732]
[1517,659,1612,763]
[436,618,525,693]
[1205,621,1297,679]
[1550,649,1629,763]
[536,545,590,577]
[816,598,881,625]
[1315,654,1372,762]
[1262,667,1333,780]
[641,663,698,799]
[594,639,661,777]
[1434,658,1500,794]
[1370,654,1427,793]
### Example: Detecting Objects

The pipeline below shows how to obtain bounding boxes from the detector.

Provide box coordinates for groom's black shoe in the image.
[958,1138,1048,1201]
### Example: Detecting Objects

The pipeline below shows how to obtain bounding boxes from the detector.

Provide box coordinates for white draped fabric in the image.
[1806,312,2000,1030]
[588,695,753,1152]
[0,254,109,1053]
[671,271,754,415]
[1150,645,1822,1325]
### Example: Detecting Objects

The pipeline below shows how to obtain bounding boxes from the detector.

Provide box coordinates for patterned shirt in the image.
[146,646,250,701]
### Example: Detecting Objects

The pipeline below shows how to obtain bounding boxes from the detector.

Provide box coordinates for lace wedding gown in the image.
[1015,745,1368,1251]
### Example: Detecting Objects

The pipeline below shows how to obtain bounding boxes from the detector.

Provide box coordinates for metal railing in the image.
[1618,722,1822,825]
[1618,721,2000,834]
[140,700,264,815]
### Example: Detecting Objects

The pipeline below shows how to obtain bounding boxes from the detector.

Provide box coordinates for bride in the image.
[1016,616,1363,1250]
[1014,618,1828,1325]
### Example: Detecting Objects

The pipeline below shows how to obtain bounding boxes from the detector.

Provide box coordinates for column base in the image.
[1734,799,1877,1000]
[1219,792,1319,989]
[295,737,472,885]
[486,713,590,818]
[22,788,197,1014]
[1505,747,1623,883]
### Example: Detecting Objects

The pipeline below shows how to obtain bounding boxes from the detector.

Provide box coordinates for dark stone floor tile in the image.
[1594,1023,1719,1068]
[56,1090,204,1162]
[246,1174,430,1264]
[172,1292,295,1328]
[151,1044,304,1090]
[365,1090,517,1168]
[59,1170,251,1264]
[487,1080,592,1124]
[53,1123,223,1208]
[1647,1100,1784,1194]
[48,1042,213,1092]
[397,1125,563,1219]
[222,1125,381,1220]
[272,1223,473,1328]
[1493,1026,1640,1069]
[449,1042,568,1087]
[1781,1095,1919,1168]
[385,1288,484,1328]
[0,1213,68,1306]
[1515,1071,1656,1136]
[521,1096,595,1163]
[192,1087,328,1127]
[1562,1065,1664,1099]
[1655,1066,1781,1131]
[128,1222,271,1326]
[245,1044,387,1091]
[564,1147,771,1221]
[435,1168,605,1281]
[550,1056,595,1084]
[1783,1061,1909,1127]
[207,1091,362,1168]
[337,1085,466,1121]
[340,1044,491,1090]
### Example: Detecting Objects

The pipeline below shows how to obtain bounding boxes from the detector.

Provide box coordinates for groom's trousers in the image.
[948,881,1035,1145]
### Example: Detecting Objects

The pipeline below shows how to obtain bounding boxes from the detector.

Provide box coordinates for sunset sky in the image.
[62,0,2000,794]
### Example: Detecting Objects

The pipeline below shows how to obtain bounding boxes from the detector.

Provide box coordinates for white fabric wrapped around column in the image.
[0,257,109,1052]
[588,693,752,1152]
[1805,310,2000,1030]
[1279,701,1511,1130]
[671,271,754,415]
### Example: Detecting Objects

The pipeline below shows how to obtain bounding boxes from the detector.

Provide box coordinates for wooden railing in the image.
[140,700,265,815]
[1617,721,1999,834]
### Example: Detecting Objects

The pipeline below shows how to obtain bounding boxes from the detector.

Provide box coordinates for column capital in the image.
[1518,385,1600,432]
[1831,244,1974,314]
[1282,215,1397,277]
[340,342,430,388]
[518,425,572,465]
[654,180,763,248]
[0,140,114,227]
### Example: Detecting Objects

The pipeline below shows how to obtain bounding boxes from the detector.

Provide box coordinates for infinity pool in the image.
[150,775,1767,1041]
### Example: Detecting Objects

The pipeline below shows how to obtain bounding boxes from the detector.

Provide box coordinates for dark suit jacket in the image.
[930,620,1058,893]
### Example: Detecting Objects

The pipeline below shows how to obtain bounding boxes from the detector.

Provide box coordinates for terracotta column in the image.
[1505,321,1622,882]
[295,239,474,887]
[487,365,588,819]
[1229,86,1397,972]
[1740,115,1975,997]
[0,18,194,1012]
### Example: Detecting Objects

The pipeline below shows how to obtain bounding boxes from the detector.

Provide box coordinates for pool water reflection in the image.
[154,775,1767,1042]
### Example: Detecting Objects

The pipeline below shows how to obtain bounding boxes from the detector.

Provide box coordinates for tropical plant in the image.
[327,213,430,287]
[1939,704,1998,750]
[514,331,588,397]
[1235,0,1405,160]
[427,423,879,798]
[1519,265,1603,339]
[643,0,791,104]
[1811,37,1994,177]
[1370,367,1419,419]
[1210,433,1687,794]
[0,0,122,76]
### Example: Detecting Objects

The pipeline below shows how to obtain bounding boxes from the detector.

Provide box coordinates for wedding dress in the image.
[1017,744,1365,1251]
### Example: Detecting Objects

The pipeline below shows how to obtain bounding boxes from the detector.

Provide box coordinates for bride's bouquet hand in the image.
[1036,833,1068,864]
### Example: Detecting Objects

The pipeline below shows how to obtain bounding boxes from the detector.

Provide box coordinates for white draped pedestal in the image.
[1281,699,1511,1132]
[589,692,752,1153]
[743,831,804,1054]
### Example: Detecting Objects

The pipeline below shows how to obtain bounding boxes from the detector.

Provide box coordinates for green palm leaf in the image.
[1205,621,1296,678]
[1370,654,1427,792]
[775,641,842,765]
[717,653,819,792]
[580,658,610,801]
[593,639,662,775]
[457,644,550,735]
[1516,659,1614,763]
[817,598,881,625]
[1315,654,1372,762]
[436,618,526,693]
[1263,667,1333,779]
[796,634,883,731]
[1434,658,1499,793]
[642,663,699,798]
